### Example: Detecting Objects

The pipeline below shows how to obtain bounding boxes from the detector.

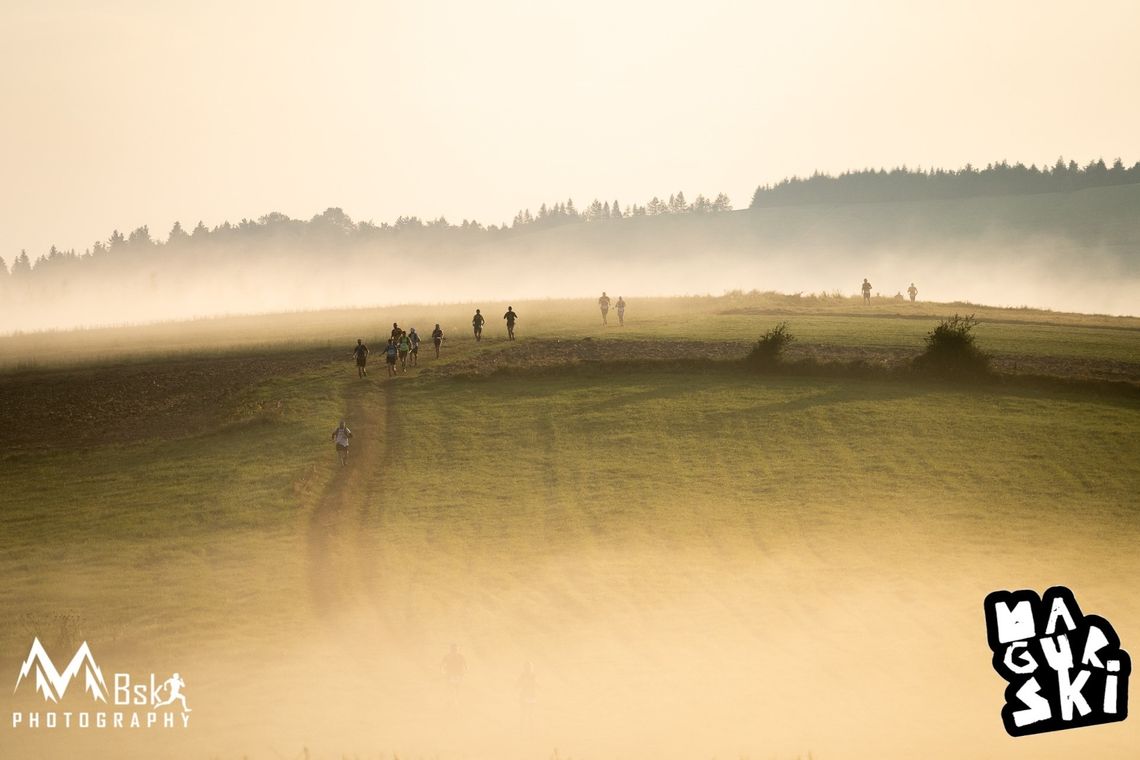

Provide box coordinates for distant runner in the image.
[442,643,467,690]
[384,338,399,377]
[331,420,352,466]
[598,291,611,325]
[517,661,537,731]
[397,330,412,372]
[409,327,421,366]
[907,282,918,302]
[615,296,626,326]
[503,306,518,340]
[861,278,873,304]
[390,322,402,341]
[472,309,485,341]
[351,338,369,378]
[432,324,445,358]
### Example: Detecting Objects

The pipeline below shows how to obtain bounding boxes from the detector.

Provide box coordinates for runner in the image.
[442,643,467,706]
[397,330,412,372]
[503,306,518,340]
[442,643,467,686]
[861,278,873,304]
[331,420,352,466]
[351,338,369,378]
[408,327,421,366]
[517,661,537,733]
[472,309,485,341]
[598,291,611,325]
[615,296,626,326]
[384,338,399,377]
[390,322,402,341]
[907,282,918,302]
[432,324,444,358]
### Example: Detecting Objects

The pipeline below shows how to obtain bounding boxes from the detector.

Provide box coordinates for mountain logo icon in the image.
[13,638,108,703]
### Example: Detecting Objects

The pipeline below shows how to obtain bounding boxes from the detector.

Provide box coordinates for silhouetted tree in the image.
[128,226,154,247]
[11,250,32,277]
[167,221,189,245]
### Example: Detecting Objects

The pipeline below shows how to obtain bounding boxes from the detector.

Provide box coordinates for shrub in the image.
[914,314,991,376]
[746,322,794,367]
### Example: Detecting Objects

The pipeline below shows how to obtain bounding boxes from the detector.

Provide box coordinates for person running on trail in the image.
[442,643,467,697]
[598,291,611,325]
[472,309,485,341]
[397,330,412,372]
[409,327,421,366]
[331,420,352,466]
[384,338,399,377]
[861,278,873,304]
[907,282,918,302]
[390,322,402,341]
[615,296,626,326]
[432,324,444,358]
[503,306,518,340]
[154,673,191,712]
[517,661,538,732]
[351,339,369,378]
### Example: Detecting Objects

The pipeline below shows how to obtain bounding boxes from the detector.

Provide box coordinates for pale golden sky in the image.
[1,0,1137,258]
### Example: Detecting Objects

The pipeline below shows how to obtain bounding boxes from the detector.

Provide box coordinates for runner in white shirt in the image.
[331,420,352,466]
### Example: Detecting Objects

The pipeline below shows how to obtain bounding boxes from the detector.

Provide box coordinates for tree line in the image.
[750,157,1140,208]
[0,191,733,281]
[4,155,1138,281]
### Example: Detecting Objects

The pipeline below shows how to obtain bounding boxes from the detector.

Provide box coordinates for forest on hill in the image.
[1,160,1137,331]
[750,157,1140,207]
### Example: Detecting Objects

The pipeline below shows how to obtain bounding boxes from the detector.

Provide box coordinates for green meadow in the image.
[1,293,1138,759]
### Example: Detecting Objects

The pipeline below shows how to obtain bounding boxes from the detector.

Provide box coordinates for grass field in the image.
[1,293,1138,759]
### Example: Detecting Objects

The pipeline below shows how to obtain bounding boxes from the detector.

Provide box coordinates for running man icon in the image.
[154,673,192,712]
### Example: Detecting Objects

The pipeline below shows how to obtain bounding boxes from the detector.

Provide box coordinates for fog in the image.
[7,526,1139,760]
[1,212,1137,336]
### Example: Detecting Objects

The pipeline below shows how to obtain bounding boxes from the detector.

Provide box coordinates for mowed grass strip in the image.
[370,372,1140,635]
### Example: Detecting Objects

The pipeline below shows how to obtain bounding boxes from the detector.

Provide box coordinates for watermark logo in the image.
[14,637,108,703]
[984,586,1130,736]
[10,638,191,729]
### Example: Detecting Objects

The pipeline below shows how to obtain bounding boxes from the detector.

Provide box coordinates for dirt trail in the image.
[306,377,389,618]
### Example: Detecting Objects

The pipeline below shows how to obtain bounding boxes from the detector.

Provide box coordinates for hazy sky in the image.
[1,0,1138,259]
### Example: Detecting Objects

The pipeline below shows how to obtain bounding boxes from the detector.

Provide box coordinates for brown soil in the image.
[0,349,329,451]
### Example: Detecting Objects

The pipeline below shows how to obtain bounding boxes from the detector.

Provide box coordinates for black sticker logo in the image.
[984,586,1130,736]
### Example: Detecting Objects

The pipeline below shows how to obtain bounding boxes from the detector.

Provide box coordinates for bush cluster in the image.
[913,314,991,376]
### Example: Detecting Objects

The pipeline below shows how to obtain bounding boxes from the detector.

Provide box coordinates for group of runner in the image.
[352,295,625,380]
[337,296,624,461]
[442,643,537,730]
[350,322,446,378]
[597,292,627,326]
[862,278,919,304]
[471,306,520,341]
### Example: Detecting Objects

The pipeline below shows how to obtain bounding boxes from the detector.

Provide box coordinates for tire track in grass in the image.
[306,376,388,619]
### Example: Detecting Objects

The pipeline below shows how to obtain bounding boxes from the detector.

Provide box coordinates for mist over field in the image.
[3,181,1139,333]
[5,2,1140,758]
